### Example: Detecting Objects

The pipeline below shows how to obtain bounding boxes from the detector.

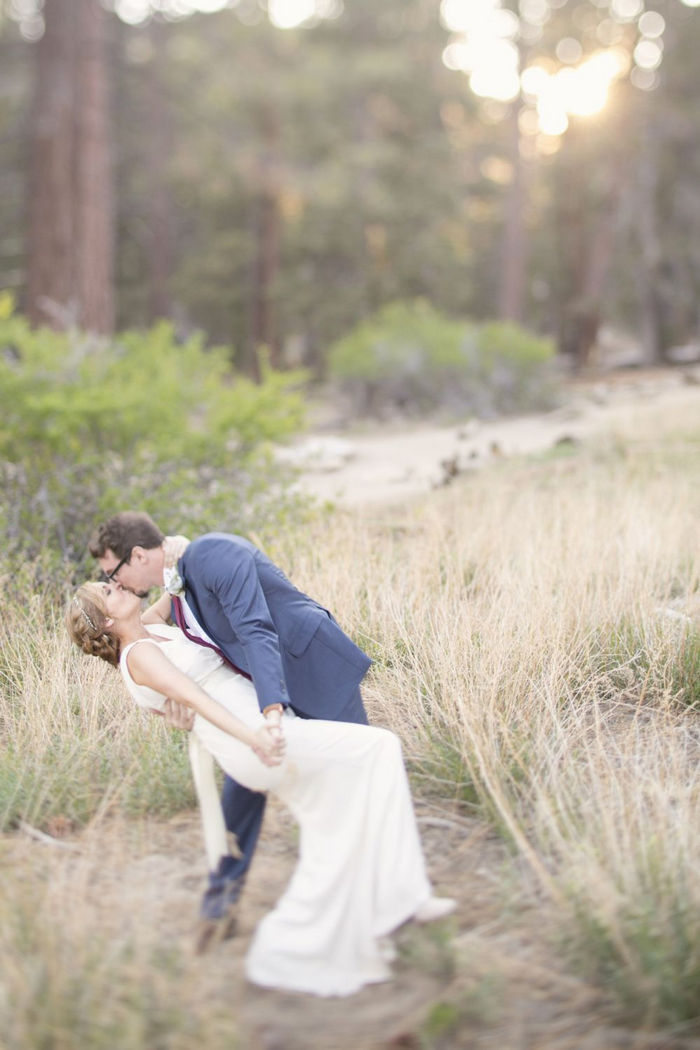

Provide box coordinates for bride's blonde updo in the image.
[65,583,121,668]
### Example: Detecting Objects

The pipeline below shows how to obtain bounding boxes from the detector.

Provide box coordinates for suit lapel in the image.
[178,552,247,665]
[176,556,251,679]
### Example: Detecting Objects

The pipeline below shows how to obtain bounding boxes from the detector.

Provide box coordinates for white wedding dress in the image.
[120,625,433,996]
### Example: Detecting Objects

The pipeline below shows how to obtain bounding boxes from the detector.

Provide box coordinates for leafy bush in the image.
[0,296,309,589]
[327,300,557,418]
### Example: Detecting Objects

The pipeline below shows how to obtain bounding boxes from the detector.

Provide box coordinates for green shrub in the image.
[468,320,557,415]
[0,299,309,588]
[328,299,557,418]
[0,886,229,1050]
[565,882,700,1028]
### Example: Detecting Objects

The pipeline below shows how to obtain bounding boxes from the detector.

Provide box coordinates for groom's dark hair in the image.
[89,512,164,560]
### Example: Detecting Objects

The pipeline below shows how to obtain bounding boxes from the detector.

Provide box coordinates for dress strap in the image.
[122,636,160,656]
[121,636,161,681]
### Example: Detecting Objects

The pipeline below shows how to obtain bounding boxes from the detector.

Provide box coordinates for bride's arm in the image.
[139,594,194,731]
[138,595,191,726]
[125,642,285,764]
[140,592,172,626]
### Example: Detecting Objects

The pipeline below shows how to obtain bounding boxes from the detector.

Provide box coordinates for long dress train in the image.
[120,624,433,996]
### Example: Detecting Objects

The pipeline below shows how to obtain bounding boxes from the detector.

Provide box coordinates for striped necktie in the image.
[170,595,252,681]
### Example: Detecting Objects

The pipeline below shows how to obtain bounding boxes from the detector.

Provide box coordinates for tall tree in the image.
[498,104,530,322]
[26,0,76,328]
[0,22,28,301]
[26,0,114,333]
[248,99,282,375]
[8,0,700,368]
[74,0,114,333]
[144,17,175,322]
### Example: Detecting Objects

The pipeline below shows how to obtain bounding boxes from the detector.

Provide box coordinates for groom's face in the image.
[98,546,153,599]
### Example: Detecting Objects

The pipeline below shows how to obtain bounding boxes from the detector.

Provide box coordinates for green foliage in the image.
[409,733,480,811]
[0,308,305,462]
[0,306,308,585]
[0,708,195,834]
[328,300,557,418]
[584,616,700,710]
[672,628,700,709]
[121,733,198,819]
[0,900,218,1050]
[418,979,502,1046]
[113,3,473,361]
[471,320,556,413]
[396,921,456,982]
[420,1001,461,1047]
[564,886,700,1028]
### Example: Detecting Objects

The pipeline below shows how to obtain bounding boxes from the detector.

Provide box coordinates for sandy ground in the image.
[282,367,700,508]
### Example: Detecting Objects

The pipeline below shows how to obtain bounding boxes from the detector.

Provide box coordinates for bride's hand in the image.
[251,724,286,766]
[163,535,190,569]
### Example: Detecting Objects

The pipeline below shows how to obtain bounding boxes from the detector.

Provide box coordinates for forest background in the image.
[4,0,700,377]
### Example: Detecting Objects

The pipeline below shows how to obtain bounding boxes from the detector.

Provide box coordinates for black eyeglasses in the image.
[102,550,132,583]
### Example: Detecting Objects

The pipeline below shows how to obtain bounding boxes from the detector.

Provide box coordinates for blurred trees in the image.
[2,0,700,368]
[119,0,468,373]
[26,0,114,332]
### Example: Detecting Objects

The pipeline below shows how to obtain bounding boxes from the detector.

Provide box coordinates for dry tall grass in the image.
[0,591,195,833]
[277,403,700,1026]
[1,396,699,1038]
[0,818,239,1050]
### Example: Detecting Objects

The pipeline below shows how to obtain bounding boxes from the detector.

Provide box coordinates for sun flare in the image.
[442,0,653,134]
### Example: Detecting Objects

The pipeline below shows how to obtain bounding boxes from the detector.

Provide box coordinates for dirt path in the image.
[286,367,700,507]
[10,798,700,1050]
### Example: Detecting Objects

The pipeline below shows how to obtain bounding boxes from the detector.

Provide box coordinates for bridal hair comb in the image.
[73,596,98,633]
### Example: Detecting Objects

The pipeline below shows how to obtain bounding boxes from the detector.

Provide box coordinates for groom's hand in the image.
[251,709,286,766]
[263,706,284,742]
[251,724,286,766]
[162,698,195,731]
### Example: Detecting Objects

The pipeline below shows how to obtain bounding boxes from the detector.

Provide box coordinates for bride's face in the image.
[95,581,142,624]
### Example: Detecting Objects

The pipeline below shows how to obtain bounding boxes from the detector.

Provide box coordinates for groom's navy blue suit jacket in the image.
[178,533,371,718]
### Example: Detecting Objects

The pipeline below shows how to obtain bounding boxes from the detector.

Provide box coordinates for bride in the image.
[66,580,455,997]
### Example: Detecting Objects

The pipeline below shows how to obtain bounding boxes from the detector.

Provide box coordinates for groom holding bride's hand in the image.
[89,512,371,949]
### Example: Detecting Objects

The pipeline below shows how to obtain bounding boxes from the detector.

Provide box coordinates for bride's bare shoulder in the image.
[124,636,166,682]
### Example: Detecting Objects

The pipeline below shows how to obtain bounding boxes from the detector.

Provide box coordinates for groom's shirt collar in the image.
[163,566,218,647]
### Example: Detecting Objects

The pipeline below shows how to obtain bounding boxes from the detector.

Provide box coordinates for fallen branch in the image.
[18,820,82,853]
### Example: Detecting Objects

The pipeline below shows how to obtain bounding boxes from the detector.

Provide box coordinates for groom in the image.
[90,511,371,944]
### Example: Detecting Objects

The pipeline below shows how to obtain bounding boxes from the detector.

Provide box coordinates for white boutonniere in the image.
[163,536,190,596]
[164,567,185,596]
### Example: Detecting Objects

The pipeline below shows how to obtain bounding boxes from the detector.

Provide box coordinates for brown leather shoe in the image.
[194,906,238,955]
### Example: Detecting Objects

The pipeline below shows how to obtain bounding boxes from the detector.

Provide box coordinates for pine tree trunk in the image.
[636,118,665,365]
[247,103,281,377]
[498,106,529,323]
[250,187,281,369]
[74,0,115,333]
[145,18,174,321]
[26,0,114,333]
[26,0,77,327]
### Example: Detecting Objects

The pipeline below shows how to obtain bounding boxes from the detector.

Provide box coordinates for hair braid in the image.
[65,585,121,668]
